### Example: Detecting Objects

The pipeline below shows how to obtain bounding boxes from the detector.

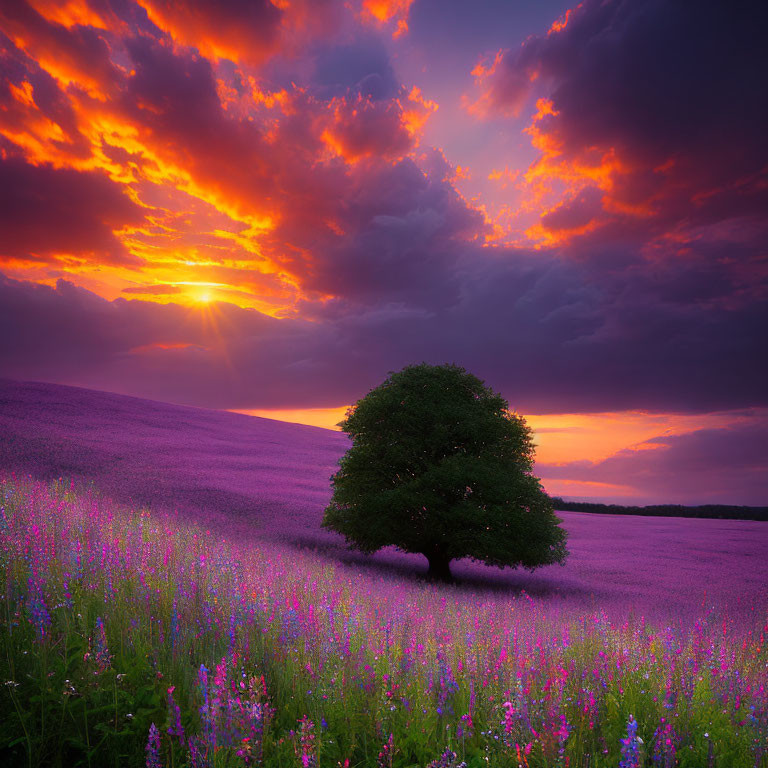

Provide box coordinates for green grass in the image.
[1,476,766,767]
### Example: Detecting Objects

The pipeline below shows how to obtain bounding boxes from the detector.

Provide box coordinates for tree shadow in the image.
[281,532,602,602]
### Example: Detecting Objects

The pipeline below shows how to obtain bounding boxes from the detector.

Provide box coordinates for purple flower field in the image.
[1,379,766,618]
[1,379,767,767]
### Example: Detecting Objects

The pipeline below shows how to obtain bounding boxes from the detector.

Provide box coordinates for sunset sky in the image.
[1,0,766,505]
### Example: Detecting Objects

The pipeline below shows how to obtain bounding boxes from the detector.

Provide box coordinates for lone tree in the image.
[322,363,568,581]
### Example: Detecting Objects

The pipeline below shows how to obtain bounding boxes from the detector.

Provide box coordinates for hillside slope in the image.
[1,378,766,613]
[0,378,348,543]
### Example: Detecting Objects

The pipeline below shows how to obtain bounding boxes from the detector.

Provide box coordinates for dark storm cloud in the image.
[539,419,768,506]
[473,0,768,245]
[104,32,451,302]
[281,152,485,307]
[0,156,145,264]
[2,245,766,415]
[113,33,427,253]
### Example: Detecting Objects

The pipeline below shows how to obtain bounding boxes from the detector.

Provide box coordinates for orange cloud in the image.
[322,89,427,163]
[487,166,519,189]
[25,0,110,30]
[547,4,582,35]
[135,0,283,65]
[0,0,465,320]
[466,49,539,119]
[527,410,752,465]
[401,86,438,138]
[468,0,768,256]
[508,99,653,247]
[1,1,116,100]
[361,0,414,38]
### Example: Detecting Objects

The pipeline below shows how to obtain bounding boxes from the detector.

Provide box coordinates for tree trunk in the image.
[425,548,453,582]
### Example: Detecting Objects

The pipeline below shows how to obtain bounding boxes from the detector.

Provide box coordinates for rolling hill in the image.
[1,378,766,614]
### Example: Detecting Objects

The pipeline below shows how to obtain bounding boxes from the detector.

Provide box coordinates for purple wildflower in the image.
[27,574,51,640]
[293,717,317,768]
[167,685,185,744]
[651,718,677,767]
[89,616,112,672]
[426,749,467,768]
[619,715,643,768]
[145,722,162,768]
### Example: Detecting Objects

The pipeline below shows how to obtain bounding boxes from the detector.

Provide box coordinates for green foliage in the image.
[323,363,568,578]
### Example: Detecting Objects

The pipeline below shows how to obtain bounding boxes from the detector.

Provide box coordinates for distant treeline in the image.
[550,498,768,522]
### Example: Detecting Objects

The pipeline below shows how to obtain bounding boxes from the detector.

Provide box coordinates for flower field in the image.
[1,476,766,767]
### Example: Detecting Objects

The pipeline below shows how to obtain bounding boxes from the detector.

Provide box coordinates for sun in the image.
[197,290,212,303]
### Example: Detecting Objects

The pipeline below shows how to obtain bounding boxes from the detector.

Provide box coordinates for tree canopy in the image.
[322,363,568,580]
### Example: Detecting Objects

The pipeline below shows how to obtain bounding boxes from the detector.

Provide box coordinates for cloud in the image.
[0,30,92,164]
[312,36,399,99]
[0,0,764,438]
[470,0,768,249]
[136,0,282,65]
[276,152,484,307]
[0,154,145,265]
[1,5,446,307]
[360,0,415,38]
[538,418,768,506]
[0,0,119,98]
[323,93,413,162]
[2,242,766,416]
[122,283,182,295]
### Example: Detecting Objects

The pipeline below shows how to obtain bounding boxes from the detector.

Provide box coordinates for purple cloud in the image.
[471,0,768,247]
[0,155,145,264]
[1,245,766,416]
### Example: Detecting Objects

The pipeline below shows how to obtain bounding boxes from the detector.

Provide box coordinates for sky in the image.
[0,0,766,506]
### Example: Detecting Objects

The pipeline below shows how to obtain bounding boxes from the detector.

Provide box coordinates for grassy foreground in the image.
[1,476,766,767]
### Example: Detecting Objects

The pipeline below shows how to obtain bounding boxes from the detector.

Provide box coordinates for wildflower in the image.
[293,717,317,768]
[282,609,301,643]
[237,737,255,766]
[619,715,643,768]
[377,734,395,768]
[145,723,162,768]
[652,718,678,767]
[167,686,185,744]
[187,735,208,768]
[27,575,51,640]
[503,700,515,735]
[88,617,112,672]
[458,712,474,739]
[426,749,467,768]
